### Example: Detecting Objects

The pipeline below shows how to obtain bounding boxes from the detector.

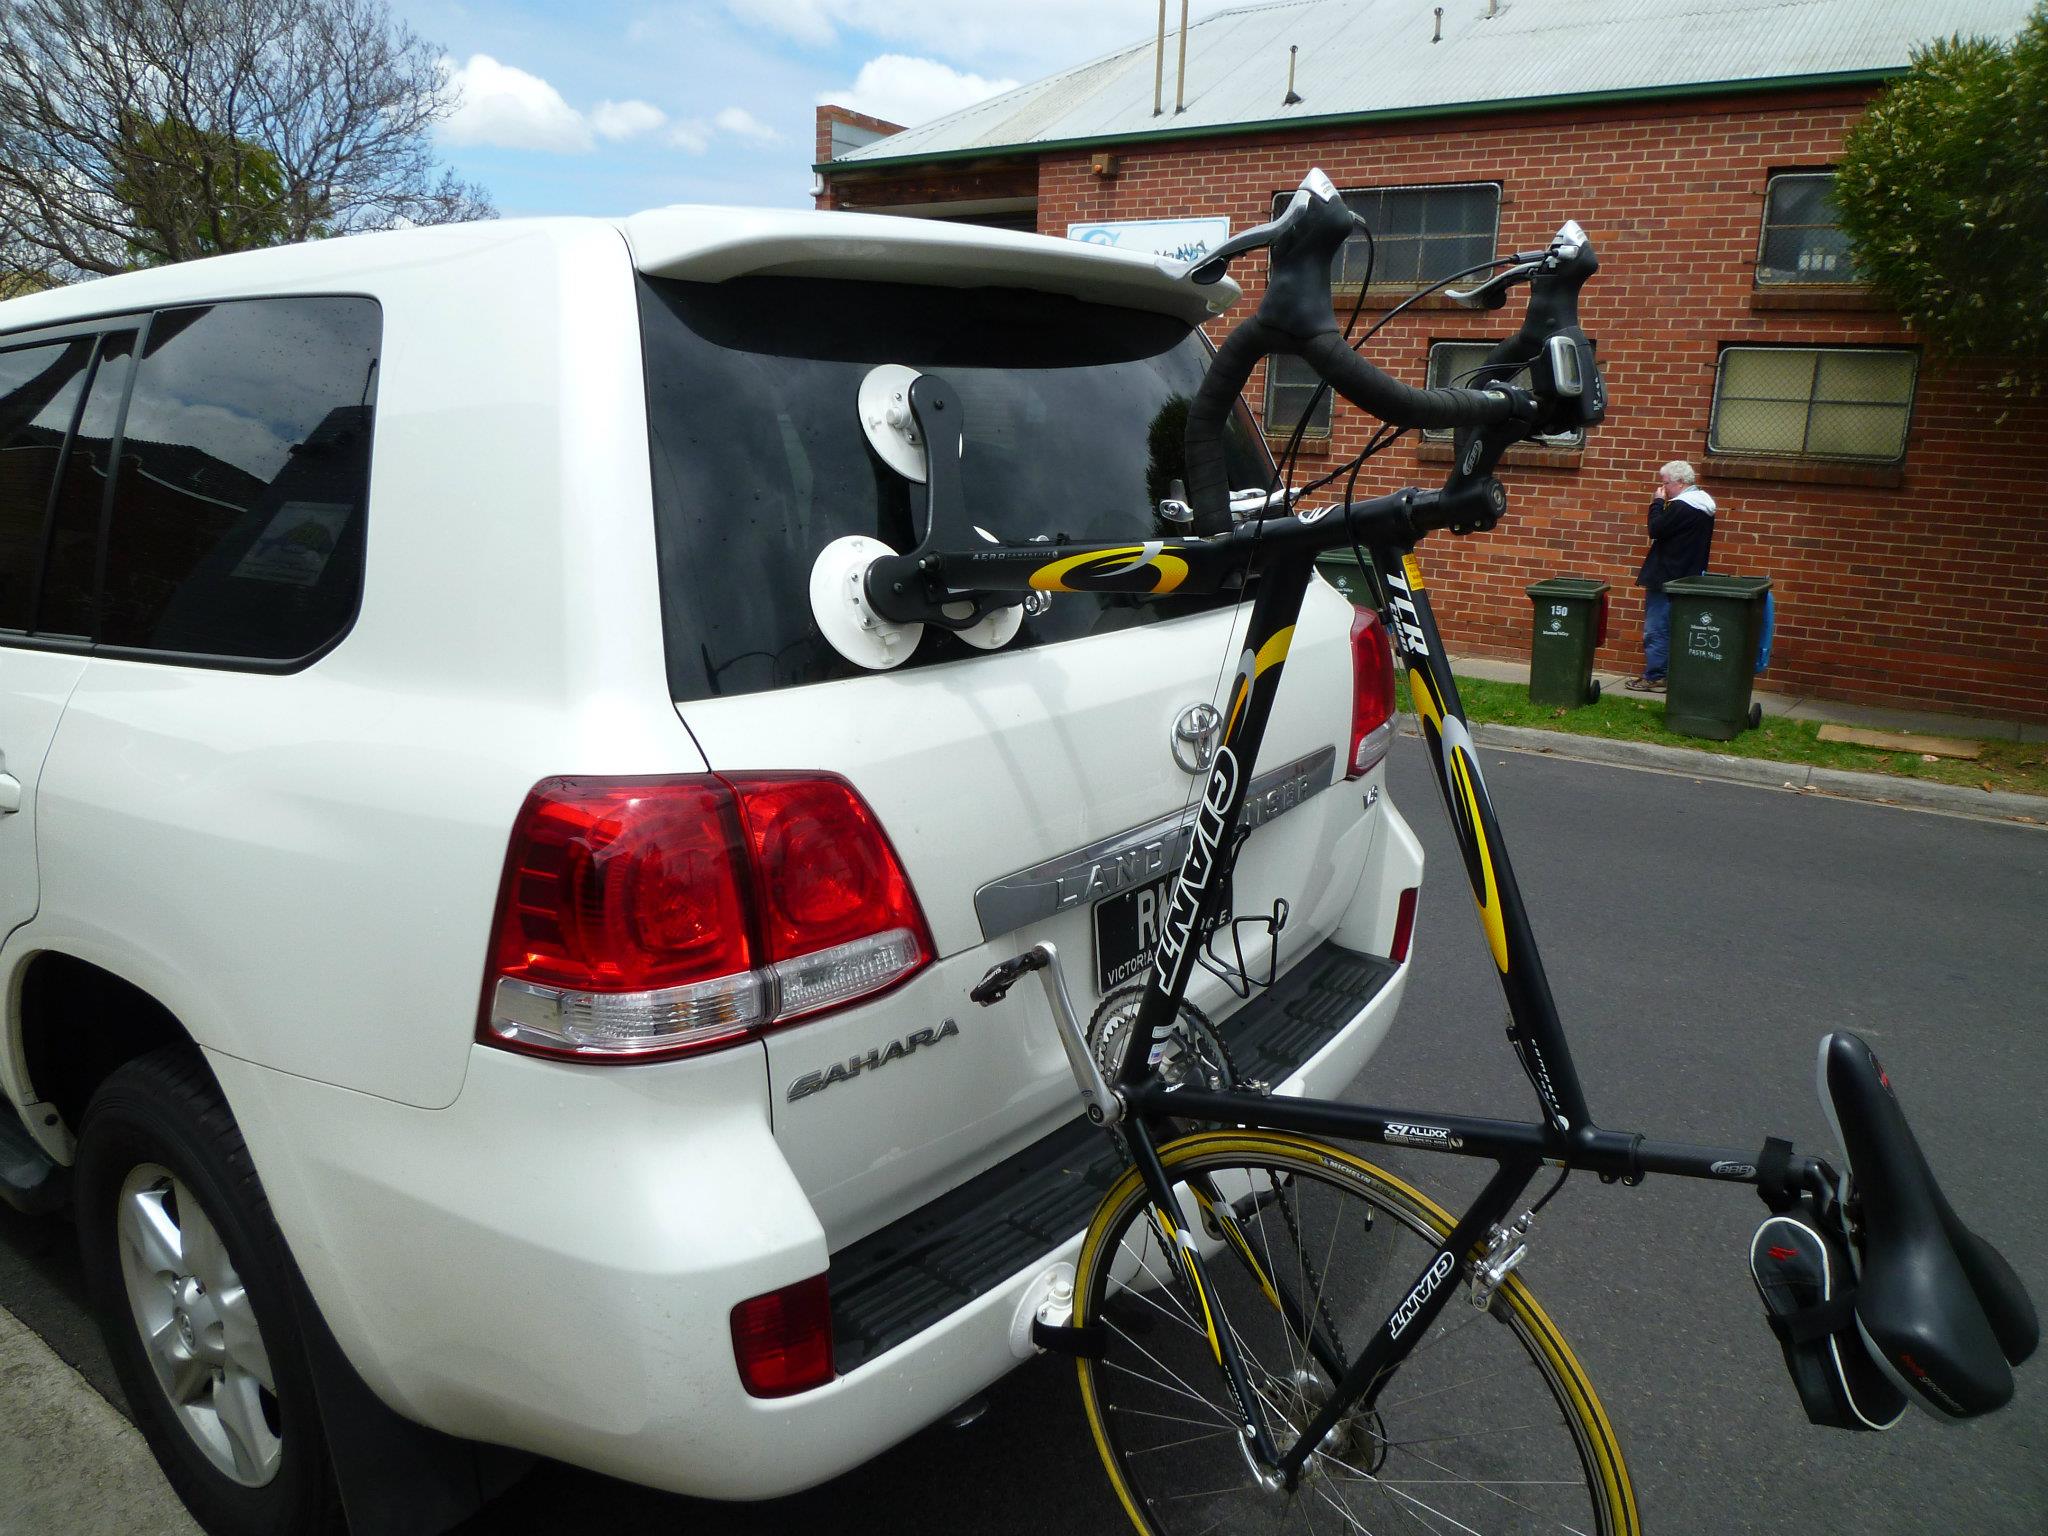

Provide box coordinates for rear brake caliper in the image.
[1469,1210,1536,1312]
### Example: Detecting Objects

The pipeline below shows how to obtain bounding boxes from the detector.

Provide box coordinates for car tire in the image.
[74,1046,344,1536]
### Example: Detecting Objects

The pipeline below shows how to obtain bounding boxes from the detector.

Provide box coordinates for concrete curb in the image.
[1451,723,2048,825]
[0,1304,200,1536]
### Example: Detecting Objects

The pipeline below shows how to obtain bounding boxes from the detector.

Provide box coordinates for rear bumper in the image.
[212,802,1425,1501]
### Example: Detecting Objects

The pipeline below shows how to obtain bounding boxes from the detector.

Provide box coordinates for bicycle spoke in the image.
[1129,1427,1240,1455]
[1311,1479,1380,1535]
[1104,1323,1239,1426]
[1079,1144,1618,1536]
[1378,1433,1591,1530]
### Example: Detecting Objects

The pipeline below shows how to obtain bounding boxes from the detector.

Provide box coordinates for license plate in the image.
[1092,873,1228,995]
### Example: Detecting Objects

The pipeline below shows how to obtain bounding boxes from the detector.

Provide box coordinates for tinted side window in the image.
[99,298,379,660]
[0,339,95,632]
[40,333,135,638]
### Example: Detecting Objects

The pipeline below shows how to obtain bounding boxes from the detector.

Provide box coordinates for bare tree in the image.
[0,0,493,280]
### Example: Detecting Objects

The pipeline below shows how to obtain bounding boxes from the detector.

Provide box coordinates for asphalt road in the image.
[5,746,2044,1534]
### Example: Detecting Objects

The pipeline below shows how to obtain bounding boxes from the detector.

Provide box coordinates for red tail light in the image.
[1347,608,1397,778]
[731,1274,834,1397]
[1389,885,1420,965]
[479,773,933,1062]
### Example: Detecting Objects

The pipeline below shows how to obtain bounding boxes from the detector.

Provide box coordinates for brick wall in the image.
[814,106,904,199]
[1022,92,2048,724]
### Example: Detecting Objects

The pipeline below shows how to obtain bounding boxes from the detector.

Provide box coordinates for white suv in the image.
[0,209,1424,1536]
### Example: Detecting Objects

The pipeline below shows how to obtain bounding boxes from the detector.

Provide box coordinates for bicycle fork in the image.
[978,942,1545,1492]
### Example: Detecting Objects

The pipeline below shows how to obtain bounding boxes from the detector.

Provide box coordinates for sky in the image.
[407,0,1241,217]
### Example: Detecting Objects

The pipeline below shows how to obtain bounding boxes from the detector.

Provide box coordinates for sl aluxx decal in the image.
[1027,542,1189,594]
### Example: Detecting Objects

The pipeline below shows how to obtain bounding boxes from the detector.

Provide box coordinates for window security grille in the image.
[1758,173,1860,286]
[1710,347,1916,462]
[1272,183,1501,290]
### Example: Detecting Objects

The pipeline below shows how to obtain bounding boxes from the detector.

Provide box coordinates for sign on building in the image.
[1066,216,1230,265]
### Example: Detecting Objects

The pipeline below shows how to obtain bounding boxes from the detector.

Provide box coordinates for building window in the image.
[1757,172,1860,286]
[1272,183,1500,290]
[1710,347,1916,463]
[1264,354,1332,437]
[1422,341,1582,447]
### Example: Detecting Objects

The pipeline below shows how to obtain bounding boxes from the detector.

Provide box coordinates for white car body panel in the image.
[0,208,1427,1499]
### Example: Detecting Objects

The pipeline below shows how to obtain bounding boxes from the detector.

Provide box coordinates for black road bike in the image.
[823,171,2037,1535]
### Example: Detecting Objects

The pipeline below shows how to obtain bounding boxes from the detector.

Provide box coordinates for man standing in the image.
[1628,460,1716,692]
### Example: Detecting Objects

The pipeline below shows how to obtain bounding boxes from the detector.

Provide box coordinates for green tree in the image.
[1835,4,2048,369]
[112,117,304,266]
[0,0,492,281]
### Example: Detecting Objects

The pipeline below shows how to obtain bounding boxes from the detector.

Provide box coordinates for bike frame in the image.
[927,476,1839,1484]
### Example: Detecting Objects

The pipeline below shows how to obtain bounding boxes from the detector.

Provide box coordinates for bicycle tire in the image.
[1072,1130,1638,1536]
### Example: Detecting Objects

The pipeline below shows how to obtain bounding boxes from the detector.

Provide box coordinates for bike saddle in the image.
[1817,1032,2038,1418]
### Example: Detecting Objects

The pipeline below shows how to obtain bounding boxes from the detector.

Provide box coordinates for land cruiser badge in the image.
[787,1019,960,1102]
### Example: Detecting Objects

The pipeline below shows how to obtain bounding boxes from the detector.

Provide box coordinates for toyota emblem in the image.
[1172,703,1223,775]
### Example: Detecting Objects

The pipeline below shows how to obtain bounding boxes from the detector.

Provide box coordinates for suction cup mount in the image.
[810,369,1030,669]
[858,364,928,483]
[811,534,922,669]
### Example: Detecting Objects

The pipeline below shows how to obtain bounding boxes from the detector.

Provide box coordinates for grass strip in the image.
[1396,675,2048,801]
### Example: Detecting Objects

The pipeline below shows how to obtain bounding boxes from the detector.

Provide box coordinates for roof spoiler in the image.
[619,206,1241,325]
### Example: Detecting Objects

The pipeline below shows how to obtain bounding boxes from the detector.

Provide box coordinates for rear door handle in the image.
[0,773,19,814]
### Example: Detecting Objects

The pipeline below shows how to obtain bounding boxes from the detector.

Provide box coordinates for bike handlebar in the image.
[1182,171,1605,537]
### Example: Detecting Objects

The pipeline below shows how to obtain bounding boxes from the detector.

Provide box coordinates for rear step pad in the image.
[0,1107,66,1216]
[828,941,1396,1372]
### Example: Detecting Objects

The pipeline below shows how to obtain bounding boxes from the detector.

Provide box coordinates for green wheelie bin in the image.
[1315,548,1380,609]
[1525,577,1608,708]
[1662,574,1773,739]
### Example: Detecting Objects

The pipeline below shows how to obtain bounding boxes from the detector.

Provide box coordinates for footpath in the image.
[0,1305,197,1535]
[1445,653,2048,825]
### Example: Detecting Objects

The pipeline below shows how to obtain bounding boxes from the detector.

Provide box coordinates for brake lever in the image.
[1444,259,1544,311]
[1185,168,1343,284]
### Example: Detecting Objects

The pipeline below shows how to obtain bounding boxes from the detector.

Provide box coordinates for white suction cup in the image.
[858,364,928,483]
[810,535,923,670]
[950,600,1024,652]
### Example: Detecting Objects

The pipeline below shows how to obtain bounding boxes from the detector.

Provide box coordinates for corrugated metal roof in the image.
[828,0,2036,166]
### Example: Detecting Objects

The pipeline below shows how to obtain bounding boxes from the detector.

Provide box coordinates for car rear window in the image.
[639,275,1272,703]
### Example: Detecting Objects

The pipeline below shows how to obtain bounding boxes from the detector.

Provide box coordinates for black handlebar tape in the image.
[1183,318,1279,536]
[1298,330,1516,431]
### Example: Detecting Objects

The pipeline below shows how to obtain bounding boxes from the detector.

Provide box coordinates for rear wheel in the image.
[75,1047,343,1536]
[1072,1131,1637,1535]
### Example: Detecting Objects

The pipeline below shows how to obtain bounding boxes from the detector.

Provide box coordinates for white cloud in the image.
[590,99,668,141]
[437,57,765,160]
[713,106,780,143]
[440,54,594,153]
[821,54,1019,127]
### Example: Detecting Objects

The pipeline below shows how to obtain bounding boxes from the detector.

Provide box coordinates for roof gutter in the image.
[816,68,1899,175]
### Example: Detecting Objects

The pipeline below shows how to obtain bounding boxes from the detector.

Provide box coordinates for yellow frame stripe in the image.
[1029,546,1190,594]
[1253,625,1294,678]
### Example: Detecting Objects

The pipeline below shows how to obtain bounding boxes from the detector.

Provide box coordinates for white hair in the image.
[1660,460,1697,486]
